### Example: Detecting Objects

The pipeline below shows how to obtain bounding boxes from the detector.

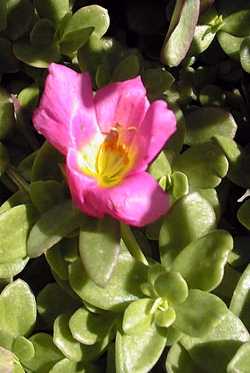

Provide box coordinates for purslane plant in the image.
[33,63,176,226]
[0,1,250,372]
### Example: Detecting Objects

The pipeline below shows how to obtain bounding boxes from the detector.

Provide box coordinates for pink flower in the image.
[33,63,176,226]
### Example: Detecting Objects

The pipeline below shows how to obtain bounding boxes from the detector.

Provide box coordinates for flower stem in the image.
[6,166,30,193]
[120,223,148,265]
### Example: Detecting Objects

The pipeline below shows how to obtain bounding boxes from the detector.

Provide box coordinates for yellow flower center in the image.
[78,127,136,188]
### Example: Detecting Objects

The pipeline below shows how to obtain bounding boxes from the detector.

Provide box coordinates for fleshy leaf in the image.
[0,279,36,337]
[116,323,166,373]
[227,342,250,373]
[181,310,250,372]
[185,107,237,145]
[161,0,200,67]
[34,0,70,23]
[69,307,115,345]
[79,216,120,287]
[154,272,188,304]
[27,200,85,258]
[172,230,233,291]
[23,333,63,373]
[160,192,216,268]
[230,264,250,330]
[173,142,228,189]
[69,252,148,312]
[238,199,250,230]
[166,343,205,373]
[37,283,80,329]
[0,205,36,263]
[53,314,83,362]
[174,290,227,337]
[122,299,153,335]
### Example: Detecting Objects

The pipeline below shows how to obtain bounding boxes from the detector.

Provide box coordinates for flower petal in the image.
[105,172,170,226]
[94,77,149,137]
[33,63,97,155]
[66,148,106,218]
[132,100,176,172]
[66,148,169,226]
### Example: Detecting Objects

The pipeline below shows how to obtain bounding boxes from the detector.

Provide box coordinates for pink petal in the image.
[105,172,170,226]
[132,100,176,172]
[66,147,169,227]
[66,148,106,218]
[94,77,149,138]
[33,63,97,155]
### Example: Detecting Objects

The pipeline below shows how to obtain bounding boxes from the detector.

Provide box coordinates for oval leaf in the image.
[79,216,120,287]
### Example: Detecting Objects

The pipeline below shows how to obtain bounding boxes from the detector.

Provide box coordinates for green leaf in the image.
[69,251,148,312]
[155,308,176,328]
[214,136,250,188]
[0,279,36,337]
[49,358,99,372]
[240,36,250,73]
[161,0,199,66]
[112,54,140,82]
[230,264,250,330]
[172,230,233,291]
[181,310,250,373]
[71,5,109,38]
[0,205,36,263]
[6,0,34,40]
[116,323,166,373]
[0,90,15,137]
[0,190,30,215]
[45,242,69,281]
[238,199,250,230]
[30,180,66,213]
[34,0,69,23]
[185,107,237,145]
[27,200,84,258]
[0,346,24,373]
[0,257,29,279]
[173,142,228,189]
[30,19,55,47]
[217,31,243,60]
[160,192,216,268]
[13,40,60,68]
[168,171,189,202]
[79,216,120,287]
[154,272,188,304]
[227,342,250,373]
[53,314,83,362]
[78,35,123,76]
[13,336,35,362]
[166,343,205,373]
[149,151,171,181]
[221,10,250,37]
[18,85,39,111]
[190,24,218,57]
[31,142,64,182]
[174,290,227,337]
[122,299,153,335]
[69,307,115,345]
[37,283,80,329]
[60,26,93,56]
[164,104,186,163]
[142,68,174,101]
[23,333,63,373]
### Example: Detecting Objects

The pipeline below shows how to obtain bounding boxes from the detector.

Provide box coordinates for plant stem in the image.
[120,223,148,265]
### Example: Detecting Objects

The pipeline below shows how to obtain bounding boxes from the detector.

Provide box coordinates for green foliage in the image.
[0,0,250,371]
